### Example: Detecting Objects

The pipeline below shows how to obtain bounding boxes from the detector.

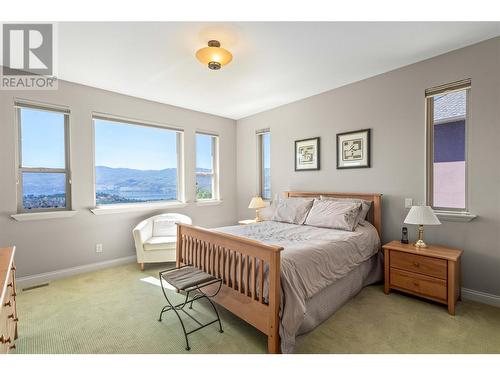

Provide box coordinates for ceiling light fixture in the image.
[196,40,233,70]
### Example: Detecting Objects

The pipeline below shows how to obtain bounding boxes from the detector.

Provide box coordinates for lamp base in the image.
[414,239,427,248]
[254,208,262,222]
[413,225,428,248]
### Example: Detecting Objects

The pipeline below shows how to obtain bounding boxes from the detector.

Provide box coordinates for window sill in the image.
[434,211,477,222]
[11,210,78,222]
[90,201,188,215]
[195,200,223,207]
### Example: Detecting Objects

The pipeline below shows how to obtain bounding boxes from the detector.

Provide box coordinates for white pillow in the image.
[320,196,372,225]
[305,199,362,231]
[271,198,314,225]
[153,219,178,237]
[258,199,278,221]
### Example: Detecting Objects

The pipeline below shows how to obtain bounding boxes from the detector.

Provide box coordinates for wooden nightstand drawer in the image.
[391,250,447,279]
[390,268,447,302]
[383,241,462,315]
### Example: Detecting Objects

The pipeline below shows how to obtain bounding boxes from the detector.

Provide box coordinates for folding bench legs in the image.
[158,274,223,351]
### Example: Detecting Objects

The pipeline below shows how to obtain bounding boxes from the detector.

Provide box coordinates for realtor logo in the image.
[1,23,57,89]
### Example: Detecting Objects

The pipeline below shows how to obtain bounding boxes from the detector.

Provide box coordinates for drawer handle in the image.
[11,265,16,271]
[9,344,16,350]
[413,262,420,267]
[12,292,17,297]
[8,314,18,322]
[7,282,13,287]
[4,300,12,307]
[0,336,11,344]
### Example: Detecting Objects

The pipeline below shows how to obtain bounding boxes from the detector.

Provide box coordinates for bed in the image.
[175,191,382,353]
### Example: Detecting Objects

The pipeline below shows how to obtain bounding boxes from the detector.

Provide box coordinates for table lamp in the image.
[248,196,266,222]
[404,206,441,248]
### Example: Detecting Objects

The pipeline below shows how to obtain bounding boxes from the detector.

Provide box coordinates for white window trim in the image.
[425,80,475,218]
[90,201,188,216]
[433,210,477,222]
[14,99,73,214]
[11,210,77,222]
[90,114,185,210]
[195,131,220,202]
[195,200,223,207]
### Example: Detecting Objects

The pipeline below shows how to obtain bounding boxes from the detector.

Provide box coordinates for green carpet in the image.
[13,263,500,354]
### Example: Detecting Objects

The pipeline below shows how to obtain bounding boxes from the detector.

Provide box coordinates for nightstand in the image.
[238,219,257,225]
[382,240,463,315]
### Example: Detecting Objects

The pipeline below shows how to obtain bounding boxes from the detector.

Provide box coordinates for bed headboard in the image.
[284,191,382,238]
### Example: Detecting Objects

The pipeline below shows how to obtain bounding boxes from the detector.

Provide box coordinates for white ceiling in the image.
[58,22,500,119]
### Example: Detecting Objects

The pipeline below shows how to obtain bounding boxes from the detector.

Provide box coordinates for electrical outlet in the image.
[95,243,103,253]
[405,198,413,209]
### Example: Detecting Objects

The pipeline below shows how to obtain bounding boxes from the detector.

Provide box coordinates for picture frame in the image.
[336,129,371,169]
[295,137,320,171]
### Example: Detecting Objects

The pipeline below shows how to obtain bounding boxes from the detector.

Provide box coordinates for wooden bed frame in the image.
[175,192,382,353]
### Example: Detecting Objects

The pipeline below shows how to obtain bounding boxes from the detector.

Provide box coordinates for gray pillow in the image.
[305,199,362,231]
[320,196,372,225]
[271,198,314,225]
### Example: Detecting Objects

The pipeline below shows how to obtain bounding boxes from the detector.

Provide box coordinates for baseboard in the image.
[16,258,500,309]
[17,255,137,289]
[461,288,500,308]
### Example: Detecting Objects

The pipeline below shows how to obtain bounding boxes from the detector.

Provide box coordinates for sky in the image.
[262,132,270,168]
[95,119,178,170]
[195,133,214,170]
[21,108,213,171]
[21,108,66,168]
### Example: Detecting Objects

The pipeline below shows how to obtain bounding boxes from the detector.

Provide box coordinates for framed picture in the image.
[336,129,371,169]
[295,137,320,171]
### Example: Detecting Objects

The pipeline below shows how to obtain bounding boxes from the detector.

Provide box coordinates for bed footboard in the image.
[175,223,283,353]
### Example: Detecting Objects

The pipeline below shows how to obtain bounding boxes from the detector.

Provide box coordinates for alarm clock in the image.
[401,227,409,244]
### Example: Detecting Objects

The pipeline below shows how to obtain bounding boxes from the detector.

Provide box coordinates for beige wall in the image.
[1,37,499,297]
[236,37,500,295]
[0,80,237,277]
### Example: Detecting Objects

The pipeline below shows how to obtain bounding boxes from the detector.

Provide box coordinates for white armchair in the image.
[133,213,192,270]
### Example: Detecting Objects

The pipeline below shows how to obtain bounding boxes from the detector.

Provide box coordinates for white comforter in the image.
[215,220,380,353]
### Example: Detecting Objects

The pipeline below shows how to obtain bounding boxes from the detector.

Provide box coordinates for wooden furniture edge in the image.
[383,242,462,315]
[0,247,16,306]
[382,241,463,261]
[175,191,383,354]
[1,246,17,353]
[176,223,283,353]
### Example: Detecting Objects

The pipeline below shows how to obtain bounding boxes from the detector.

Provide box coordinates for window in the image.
[16,102,71,212]
[93,116,183,206]
[426,80,470,212]
[257,130,271,200]
[195,132,219,200]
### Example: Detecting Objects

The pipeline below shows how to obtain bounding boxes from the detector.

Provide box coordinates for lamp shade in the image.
[404,206,441,225]
[196,40,233,70]
[248,196,266,209]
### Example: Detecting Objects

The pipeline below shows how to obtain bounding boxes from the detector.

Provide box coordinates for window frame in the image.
[15,100,72,214]
[91,113,185,208]
[195,131,220,202]
[257,129,271,201]
[425,80,470,213]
